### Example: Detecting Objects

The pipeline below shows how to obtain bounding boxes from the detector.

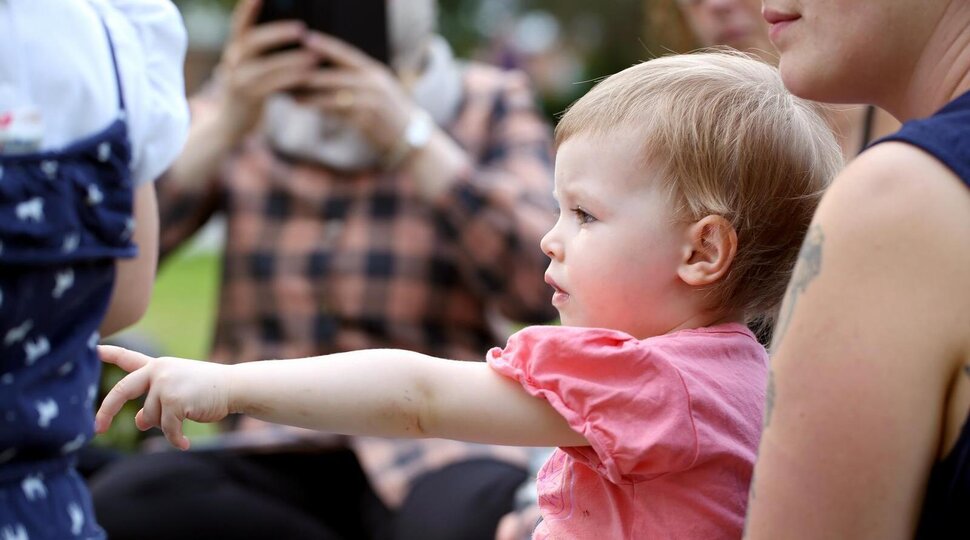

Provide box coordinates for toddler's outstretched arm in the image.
[95,346,588,451]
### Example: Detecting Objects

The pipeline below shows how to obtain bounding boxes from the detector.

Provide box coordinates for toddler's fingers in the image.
[160,409,190,451]
[135,408,154,431]
[137,390,163,431]
[97,345,150,373]
[95,368,151,432]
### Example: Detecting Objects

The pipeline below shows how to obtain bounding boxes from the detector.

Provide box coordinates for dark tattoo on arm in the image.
[771,225,824,351]
[764,370,776,429]
[964,365,970,379]
[763,225,824,430]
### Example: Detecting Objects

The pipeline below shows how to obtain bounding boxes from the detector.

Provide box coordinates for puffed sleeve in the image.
[96,0,189,185]
[487,326,700,483]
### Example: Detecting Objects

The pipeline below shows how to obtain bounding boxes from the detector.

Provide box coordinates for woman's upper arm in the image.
[745,143,970,539]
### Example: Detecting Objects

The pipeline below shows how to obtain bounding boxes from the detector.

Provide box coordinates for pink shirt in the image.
[487,323,767,539]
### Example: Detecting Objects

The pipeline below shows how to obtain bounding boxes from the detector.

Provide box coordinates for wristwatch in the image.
[384,109,433,170]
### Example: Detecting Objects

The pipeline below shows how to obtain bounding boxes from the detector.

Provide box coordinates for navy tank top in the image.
[873,90,970,538]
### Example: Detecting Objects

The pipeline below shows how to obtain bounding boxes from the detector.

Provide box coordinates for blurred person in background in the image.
[649,0,898,161]
[89,0,558,538]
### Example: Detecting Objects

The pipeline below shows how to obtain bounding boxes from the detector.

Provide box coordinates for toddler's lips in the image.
[544,274,563,293]
[545,275,569,306]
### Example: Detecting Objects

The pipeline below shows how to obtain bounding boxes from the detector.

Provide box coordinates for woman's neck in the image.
[821,105,870,159]
[893,2,970,120]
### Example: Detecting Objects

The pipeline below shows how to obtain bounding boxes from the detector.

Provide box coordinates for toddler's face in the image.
[540,133,687,339]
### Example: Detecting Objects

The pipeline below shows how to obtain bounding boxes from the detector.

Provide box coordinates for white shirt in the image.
[0,0,189,185]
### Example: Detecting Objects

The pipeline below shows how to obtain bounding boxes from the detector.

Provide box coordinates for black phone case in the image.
[256,0,389,65]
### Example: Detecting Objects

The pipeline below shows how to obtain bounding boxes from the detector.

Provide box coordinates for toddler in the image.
[95,51,840,539]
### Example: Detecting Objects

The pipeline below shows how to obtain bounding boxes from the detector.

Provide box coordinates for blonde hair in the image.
[555,50,842,325]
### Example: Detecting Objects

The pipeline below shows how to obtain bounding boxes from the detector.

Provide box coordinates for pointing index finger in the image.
[98,345,151,373]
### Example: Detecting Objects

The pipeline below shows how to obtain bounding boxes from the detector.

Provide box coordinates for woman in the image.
[745,0,970,538]
[649,0,898,160]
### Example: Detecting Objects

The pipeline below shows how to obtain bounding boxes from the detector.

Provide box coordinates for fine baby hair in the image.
[557,49,843,325]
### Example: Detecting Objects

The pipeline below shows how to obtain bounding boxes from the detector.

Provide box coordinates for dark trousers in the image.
[88,448,526,540]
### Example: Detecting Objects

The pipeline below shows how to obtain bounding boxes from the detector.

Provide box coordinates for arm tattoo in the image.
[764,370,777,429]
[763,225,824,430]
[771,225,824,350]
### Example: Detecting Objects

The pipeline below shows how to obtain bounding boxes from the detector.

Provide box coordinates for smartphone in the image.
[256,0,389,65]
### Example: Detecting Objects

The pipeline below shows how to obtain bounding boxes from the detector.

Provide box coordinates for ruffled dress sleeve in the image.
[487,325,701,483]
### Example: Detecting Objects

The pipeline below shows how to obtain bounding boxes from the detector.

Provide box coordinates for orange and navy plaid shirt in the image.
[155,63,558,506]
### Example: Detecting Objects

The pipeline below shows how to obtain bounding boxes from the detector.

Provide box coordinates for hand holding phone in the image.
[296,31,420,156]
[210,0,320,143]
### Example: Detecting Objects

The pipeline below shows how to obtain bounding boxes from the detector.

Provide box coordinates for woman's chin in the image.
[779,58,840,102]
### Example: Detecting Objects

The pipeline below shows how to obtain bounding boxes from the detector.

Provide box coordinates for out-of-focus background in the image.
[100,0,665,448]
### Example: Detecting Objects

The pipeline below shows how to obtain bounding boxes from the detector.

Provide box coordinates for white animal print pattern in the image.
[4,321,32,346]
[21,474,46,501]
[24,337,50,366]
[0,524,28,540]
[52,270,74,299]
[14,198,42,223]
[34,399,58,429]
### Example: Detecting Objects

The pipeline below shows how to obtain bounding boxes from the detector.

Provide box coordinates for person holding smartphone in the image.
[88,0,557,539]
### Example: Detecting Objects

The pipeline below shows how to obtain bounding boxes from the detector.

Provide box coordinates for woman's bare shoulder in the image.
[795,140,970,361]
[822,141,970,239]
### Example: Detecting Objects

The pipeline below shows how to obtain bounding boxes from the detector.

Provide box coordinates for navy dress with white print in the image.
[0,22,136,540]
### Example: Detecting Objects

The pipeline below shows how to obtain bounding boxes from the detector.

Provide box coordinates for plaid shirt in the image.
[156,63,557,506]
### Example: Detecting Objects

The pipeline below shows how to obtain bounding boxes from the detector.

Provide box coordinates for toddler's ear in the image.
[677,215,737,286]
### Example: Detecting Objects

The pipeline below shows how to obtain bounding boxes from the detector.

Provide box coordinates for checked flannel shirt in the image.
[155,62,558,506]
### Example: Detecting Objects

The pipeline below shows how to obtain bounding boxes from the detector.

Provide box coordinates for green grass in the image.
[128,249,222,359]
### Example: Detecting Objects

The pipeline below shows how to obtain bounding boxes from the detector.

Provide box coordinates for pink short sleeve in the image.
[487,326,699,483]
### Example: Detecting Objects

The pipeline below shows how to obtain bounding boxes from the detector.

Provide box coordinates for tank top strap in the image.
[99,18,126,114]
[871,90,970,187]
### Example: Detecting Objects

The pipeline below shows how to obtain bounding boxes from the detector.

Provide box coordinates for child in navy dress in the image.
[0,1,188,537]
